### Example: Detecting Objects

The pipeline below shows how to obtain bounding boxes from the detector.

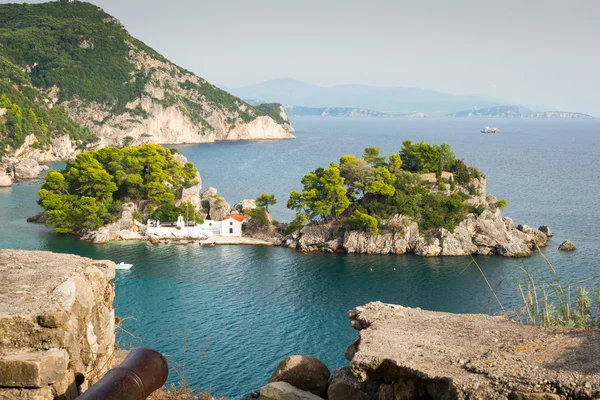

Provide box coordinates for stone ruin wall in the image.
[0,250,116,400]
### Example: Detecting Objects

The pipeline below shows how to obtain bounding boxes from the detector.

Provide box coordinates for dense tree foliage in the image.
[38,144,199,233]
[287,142,484,234]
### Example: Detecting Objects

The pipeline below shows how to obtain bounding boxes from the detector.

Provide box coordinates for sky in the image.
[3,0,600,115]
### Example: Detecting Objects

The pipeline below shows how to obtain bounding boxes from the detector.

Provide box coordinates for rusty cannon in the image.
[78,347,168,400]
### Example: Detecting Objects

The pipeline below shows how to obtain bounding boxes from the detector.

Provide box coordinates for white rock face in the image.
[0,170,11,187]
[11,134,81,163]
[61,43,295,150]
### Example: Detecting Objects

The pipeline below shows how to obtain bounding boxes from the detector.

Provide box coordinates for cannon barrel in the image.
[78,347,168,400]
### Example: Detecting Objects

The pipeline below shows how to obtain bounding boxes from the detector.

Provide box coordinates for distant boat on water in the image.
[481,126,500,133]
[115,262,133,270]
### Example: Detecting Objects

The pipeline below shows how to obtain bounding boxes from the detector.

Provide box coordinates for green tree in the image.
[256,193,276,211]
[339,154,374,196]
[37,144,200,234]
[496,199,508,210]
[284,213,308,235]
[363,147,386,167]
[365,167,397,197]
[388,153,403,174]
[287,164,350,222]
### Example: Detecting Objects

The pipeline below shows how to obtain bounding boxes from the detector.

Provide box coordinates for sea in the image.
[0,117,598,398]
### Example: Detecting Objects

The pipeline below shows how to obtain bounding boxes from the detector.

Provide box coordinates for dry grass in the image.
[149,387,228,400]
[471,247,600,328]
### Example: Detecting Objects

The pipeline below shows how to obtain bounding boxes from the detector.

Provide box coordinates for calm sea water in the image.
[0,117,599,398]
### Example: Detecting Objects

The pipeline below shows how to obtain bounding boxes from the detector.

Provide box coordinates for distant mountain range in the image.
[448,105,591,119]
[230,78,502,115]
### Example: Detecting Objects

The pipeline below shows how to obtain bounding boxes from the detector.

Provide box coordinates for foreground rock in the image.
[559,240,577,251]
[259,382,324,400]
[338,302,600,399]
[0,250,116,399]
[268,355,330,397]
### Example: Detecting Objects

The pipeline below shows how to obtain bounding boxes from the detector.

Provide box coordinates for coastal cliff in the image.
[0,1,294,161]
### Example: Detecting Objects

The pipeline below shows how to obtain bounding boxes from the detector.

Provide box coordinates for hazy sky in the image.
[4,0,600,114]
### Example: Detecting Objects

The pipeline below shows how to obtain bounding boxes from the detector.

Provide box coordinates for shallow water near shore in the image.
[0,117,599,398]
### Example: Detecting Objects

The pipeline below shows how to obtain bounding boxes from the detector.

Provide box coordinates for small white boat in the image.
[115,262,133,270]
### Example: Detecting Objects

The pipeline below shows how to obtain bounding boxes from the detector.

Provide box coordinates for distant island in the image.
[448,105,591,119]
[230,78,502,115]
[282,105,428,118]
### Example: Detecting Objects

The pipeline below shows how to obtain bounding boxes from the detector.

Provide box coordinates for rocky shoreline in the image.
[27,184,552,258]
[283,209,550,258]
[283,175,551,258]
[1,157,50,187]
[23,151,554,258]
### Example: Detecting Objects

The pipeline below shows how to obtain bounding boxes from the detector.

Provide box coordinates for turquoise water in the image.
[0,117,599,398]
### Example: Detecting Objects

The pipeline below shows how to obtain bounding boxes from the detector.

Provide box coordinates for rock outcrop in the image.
[287,209,547,258]
[201,187,231,221]
[173,153,202,210]
[538,225,553,238]
[559,240,576,251]
[11,134,81,163]
[0,250,116,399]
[0,169,11,187]
[268,355,330,397]
[335,302,600,399]
[80,203,146,244]
[233,199,257,216]
[2,157,47,180]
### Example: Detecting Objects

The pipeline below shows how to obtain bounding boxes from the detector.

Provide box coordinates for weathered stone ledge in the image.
[253,302,600,399]
[0,250,116,400]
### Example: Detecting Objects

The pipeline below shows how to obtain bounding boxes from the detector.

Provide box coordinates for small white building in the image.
[193,214,245,237]
[220,214,244,237]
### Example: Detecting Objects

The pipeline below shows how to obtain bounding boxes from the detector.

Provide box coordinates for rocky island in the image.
[449,105,591,119]
[280,141,550,257]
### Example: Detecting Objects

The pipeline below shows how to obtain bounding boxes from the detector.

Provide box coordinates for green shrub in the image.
[248,208,269,226]
[284,214,307,235]
[348,210,379,235]
[496,199,508,210]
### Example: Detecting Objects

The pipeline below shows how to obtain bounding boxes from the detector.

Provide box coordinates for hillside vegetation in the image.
[0,55,97,156]
[0,1,290,155]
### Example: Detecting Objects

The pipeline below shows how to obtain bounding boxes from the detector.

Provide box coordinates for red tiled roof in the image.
[225,214,245,222]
